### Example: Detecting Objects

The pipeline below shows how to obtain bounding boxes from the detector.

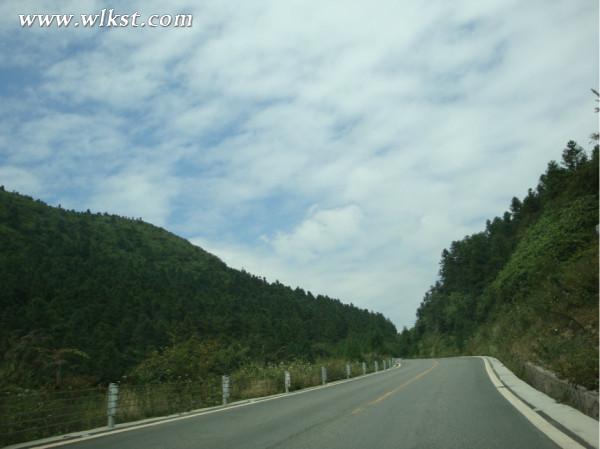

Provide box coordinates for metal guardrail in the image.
[0,359,395,447]
[0,386,107,447]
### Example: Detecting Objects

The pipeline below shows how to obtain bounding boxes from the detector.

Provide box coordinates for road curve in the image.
[37,358,564,449]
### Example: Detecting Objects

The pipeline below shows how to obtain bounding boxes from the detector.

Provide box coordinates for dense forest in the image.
[0,191,397,389]
[399,140,599,390]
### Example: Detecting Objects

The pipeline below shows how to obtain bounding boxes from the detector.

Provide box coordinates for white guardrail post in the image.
[346,363,351,379]
[284,370,291,393]
[107,382,119,428]
[374,361,379,372]
[321,366,327,385]
[362,362,366,375]
[222,375,230,405]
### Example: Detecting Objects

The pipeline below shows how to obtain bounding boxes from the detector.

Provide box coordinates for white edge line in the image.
[481,356,586,449]
[23,365,402,449]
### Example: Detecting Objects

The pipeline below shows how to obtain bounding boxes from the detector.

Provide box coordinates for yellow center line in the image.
[352,360,439,415]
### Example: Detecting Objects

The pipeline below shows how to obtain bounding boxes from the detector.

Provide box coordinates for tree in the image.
[538,160,565,200]
[38,348,90,386]
[2,332,89,386]
[510,197,522,217]
[591,88,599,142]
[561,141,587,171]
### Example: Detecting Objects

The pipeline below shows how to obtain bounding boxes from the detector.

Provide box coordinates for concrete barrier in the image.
[522,361,598,420]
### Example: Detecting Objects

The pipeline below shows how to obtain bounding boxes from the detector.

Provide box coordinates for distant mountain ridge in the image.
[0,188,397,387]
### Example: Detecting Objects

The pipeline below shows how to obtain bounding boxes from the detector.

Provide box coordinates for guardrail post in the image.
[383,360,387,370]
[222,375,230,405]
[374,361,379,372]
[346,363,351,379]
[321,366,327,385]
[362,362,366,375]
[107,382,119,428]
[284,370,291,393]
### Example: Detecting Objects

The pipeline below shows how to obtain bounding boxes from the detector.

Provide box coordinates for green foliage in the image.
[404,142,599,390]
[127,337,248,383]
[0,190,397,389]
[489,195,596,302]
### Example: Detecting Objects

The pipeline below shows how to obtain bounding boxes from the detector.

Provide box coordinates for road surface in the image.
[41,358,565,449]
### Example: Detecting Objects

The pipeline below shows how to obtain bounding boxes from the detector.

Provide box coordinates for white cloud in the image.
[268,204,364,262]
[88,169,179,227]
[0,166,41,196]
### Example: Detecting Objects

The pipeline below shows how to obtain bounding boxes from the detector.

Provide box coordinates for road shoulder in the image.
[484,356,598,449]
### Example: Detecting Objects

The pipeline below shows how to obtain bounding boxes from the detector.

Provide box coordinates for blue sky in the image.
[0,0,598,329]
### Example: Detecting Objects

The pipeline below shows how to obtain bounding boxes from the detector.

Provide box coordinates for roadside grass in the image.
[0,357,389,446]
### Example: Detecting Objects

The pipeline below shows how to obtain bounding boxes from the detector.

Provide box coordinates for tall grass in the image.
[116,376,222,423]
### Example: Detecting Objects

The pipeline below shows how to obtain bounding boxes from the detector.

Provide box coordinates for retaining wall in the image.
[522,361,599,419]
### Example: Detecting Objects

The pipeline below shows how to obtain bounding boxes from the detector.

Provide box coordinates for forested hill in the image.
[399,141,599,390]
[0,189,397,388]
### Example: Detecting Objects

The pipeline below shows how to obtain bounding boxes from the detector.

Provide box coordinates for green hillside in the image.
[0,190,397,388]
[400,141,599,390]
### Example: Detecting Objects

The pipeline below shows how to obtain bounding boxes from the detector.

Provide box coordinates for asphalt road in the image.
[51,358,562,449]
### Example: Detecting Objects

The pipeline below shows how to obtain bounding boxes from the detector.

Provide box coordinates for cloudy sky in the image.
[0,0,597,329]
